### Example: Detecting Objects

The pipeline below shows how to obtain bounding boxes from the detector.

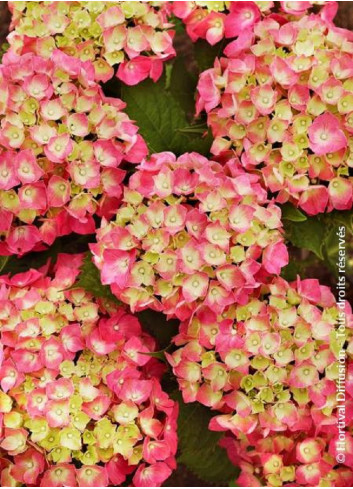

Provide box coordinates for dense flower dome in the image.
[171,1,335,45]
[0,254,178,487]
[167,275,353,442]
[0,50,147,256]
[7,1,175,85]
[221,430,353,487]
[196,11,353,214]
[91,152,288,320]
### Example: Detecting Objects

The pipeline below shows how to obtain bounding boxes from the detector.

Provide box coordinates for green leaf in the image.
[322,226,341,277]
[141,349,168,362]
[137,310,179,350]
[0,256,10,274]
[169,15,186,36]
[284,217,325,260]
[281,203,307,222]
[280,255,320,281]
[283,209,353,277]
[280,260,301,281]
[194,39,226,72]
[0,43,9,63]
[75,252,120,304]
[121,77,212,156]
[169,55,197,118]
[327,209,353,231]
[172,392,239,484]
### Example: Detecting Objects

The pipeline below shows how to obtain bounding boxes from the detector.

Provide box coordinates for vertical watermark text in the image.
[336,225,346,464]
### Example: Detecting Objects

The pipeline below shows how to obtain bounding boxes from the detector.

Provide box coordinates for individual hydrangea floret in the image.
[221,429,353,487]
[0,51,147,256]
[196,11,353,214]
[91,152,288,320]
[167,275,353,446]
[7,1,175,85]
[0,254,178,487]
[172,1,335,45]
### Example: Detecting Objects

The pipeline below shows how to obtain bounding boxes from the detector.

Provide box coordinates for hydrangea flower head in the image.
[221,429,353,487]
[196,12,353,214]
[0,254,178,487]
[168,275,353,448]
[172,1,336,45]
[91,152,288,320]
[0,51,147,256]
[8,1,175,85]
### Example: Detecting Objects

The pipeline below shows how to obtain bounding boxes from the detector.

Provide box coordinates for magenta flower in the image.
[117,56,164,86]
[0,51,148,255]
[172,1,329,44]
[167,274,353,451]
[0,254,178,487]
[196,11,353,214]
[133,462,173,487]
[8,2,175,85]
[92,152,287,318]
[40,464,77,487]
[308,113,348,155]
[221,429,353,487]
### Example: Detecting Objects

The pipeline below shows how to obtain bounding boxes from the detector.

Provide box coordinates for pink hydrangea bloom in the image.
[8,2,175,85]
[91,152,288,319]
[0,51,147,256]
[172,1,335,44]
[168,275,353,458]
[221,429,353,487]
[0,254,178,487]
[196,12,353,214]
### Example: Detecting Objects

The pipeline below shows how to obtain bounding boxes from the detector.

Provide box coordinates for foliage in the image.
[121,75,212,155]
[172,392,239,484]
[282,204,353,279]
